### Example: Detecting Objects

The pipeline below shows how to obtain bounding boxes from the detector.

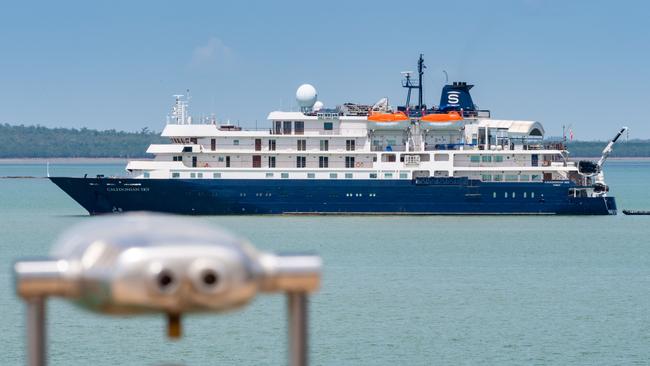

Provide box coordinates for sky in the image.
[0,0,648,140]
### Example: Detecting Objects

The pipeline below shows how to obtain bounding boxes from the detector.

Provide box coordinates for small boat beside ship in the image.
[50,55,626,215]
[622,210,650,215]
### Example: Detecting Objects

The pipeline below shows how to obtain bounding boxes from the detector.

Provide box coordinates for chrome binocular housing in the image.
[14,213,321,366]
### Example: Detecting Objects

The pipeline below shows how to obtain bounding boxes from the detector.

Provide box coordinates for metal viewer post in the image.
[14,213,322,366]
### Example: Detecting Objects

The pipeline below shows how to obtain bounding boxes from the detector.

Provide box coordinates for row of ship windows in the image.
[493,192,539,198]
[482,174,542,182]
[231,192,379,198]
[470,155,506,163]
[167,172,410,179]
[203,138,354,150]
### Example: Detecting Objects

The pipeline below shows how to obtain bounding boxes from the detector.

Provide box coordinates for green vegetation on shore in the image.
[0,123,648,158]
[0,124,166,158]
[566,140,650,157]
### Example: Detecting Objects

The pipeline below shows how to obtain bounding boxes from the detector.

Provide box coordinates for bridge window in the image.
[294,121,304,135]
[283,121,292,134]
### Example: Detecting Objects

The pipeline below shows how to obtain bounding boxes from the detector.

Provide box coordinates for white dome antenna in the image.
[296,84,317,112]
[312,101,324,112]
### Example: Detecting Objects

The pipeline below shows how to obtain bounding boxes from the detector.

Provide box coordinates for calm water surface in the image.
[0,161,648,365]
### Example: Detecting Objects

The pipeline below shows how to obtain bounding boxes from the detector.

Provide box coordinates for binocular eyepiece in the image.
[14,213,321,366]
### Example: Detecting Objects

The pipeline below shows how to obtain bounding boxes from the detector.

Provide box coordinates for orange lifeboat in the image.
[367,111,410,130]
[420,111,463,123]
[367,111,409,122]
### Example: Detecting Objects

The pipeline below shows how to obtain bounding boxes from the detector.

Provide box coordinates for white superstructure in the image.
[126,89,603,196]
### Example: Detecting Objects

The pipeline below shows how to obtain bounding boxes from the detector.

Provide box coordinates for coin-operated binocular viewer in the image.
[14,213,321,366]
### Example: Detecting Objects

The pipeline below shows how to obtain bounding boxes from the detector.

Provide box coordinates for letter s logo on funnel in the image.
[447,91,460,105]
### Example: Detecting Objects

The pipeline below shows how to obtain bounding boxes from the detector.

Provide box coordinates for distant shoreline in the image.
[0,158,131,164]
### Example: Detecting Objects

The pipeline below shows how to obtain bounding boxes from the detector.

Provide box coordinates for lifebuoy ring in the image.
[204,163,209,167]
[354,162,363,168]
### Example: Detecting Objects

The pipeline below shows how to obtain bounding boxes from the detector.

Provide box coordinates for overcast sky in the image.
[0,0,648,140]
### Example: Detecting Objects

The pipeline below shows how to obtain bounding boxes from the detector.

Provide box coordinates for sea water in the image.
[0,161,648,365]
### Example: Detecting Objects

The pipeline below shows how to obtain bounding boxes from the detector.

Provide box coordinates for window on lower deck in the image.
[213,172,221,178]
[495,155,504,163]
[281,173,289,178]
[329,173,338,179]
[307,173,315,179]
[345,173,353,179]
[345,156,355,168]
[369,173,377,179]
[482,174,492,181]
[384,173,393,179]
[172,172,180,178]
[470,155,480,163]
[265,173,274,178]
[143,172,150,178]
[399,172,408,179]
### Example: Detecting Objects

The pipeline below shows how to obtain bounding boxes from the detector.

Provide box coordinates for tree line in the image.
[0,124,166,158]
[0,123,648,158]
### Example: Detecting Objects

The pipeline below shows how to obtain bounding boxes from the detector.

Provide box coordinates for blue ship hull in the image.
[49,177,617,215]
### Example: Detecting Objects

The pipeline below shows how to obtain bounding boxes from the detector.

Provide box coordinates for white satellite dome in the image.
[312,101,324,111]
[296,84,317,109]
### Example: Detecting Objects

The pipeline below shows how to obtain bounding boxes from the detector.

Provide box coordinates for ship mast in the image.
[401,54,426,111]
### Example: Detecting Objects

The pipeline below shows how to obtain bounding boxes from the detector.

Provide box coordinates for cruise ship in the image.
[51,55,625,215]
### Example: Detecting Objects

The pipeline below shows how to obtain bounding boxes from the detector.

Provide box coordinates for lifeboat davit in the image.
[419,111,464,129]
[367,111,410,130]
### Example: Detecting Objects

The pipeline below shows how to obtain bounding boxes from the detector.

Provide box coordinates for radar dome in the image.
[312,101,324,111]
[296,84,317,109]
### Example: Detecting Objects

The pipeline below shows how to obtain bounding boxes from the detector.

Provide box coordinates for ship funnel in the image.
[438,81,476,112]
